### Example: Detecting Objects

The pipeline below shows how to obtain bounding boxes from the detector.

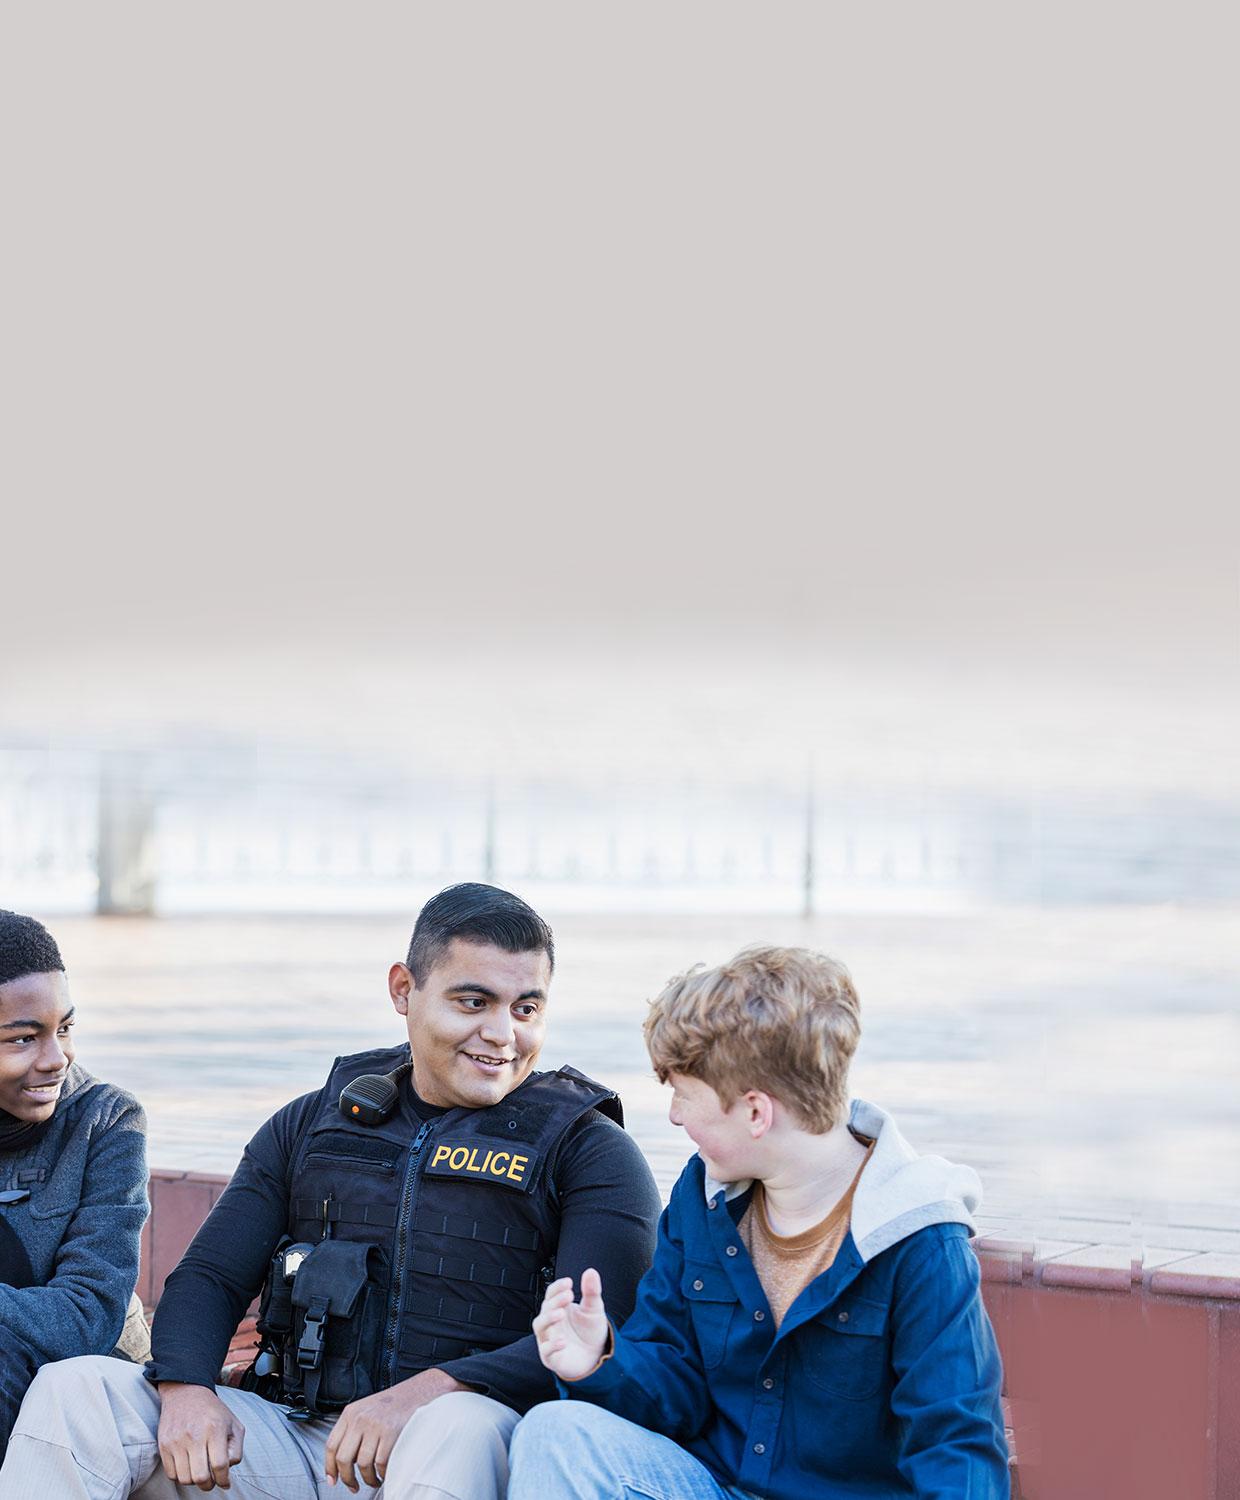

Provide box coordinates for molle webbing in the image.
[271,1050,622,1398]
[407,1247,540,1293]
[292,1199,399,1231]
[412,1207,541,1253]
[401,1288,533,1336]
[398,1329,497,1365]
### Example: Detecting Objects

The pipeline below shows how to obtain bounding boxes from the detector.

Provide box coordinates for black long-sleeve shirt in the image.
[148,1072,662,1410]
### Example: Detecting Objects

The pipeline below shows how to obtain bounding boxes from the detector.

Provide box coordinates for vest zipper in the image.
[383,1118,434,1384]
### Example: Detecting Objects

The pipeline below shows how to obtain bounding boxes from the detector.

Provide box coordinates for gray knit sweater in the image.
[0,1063,147,1364]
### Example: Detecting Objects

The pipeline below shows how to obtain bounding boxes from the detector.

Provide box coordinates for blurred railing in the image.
[1,737,1237,915]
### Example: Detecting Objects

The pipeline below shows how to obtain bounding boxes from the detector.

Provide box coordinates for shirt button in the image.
[763,1378,774,1390]
[693,1279,704,1291]
[838,1310,850,1323]
[754,1310,765,1321]
[726,1245,738,1257]
[753,1443,766,1455]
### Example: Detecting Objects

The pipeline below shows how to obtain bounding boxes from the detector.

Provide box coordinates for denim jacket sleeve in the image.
[889,1225,1010,1499]
[563,1176,713,1441]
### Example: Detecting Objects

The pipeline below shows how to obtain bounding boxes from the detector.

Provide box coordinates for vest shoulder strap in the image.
[549,1064,625,1128]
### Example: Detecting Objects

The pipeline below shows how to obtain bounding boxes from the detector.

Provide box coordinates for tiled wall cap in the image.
[1038,1262,1132,1293]
[1035,1243,1145,1293]
[977,1250,1026,1285]
[1147,1252,1240,1300]
[974,1236,1036,1257]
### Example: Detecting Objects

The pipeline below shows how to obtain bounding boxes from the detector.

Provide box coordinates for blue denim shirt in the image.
[566,1151,1009,1499]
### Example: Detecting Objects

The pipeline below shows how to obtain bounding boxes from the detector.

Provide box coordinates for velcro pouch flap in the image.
[290,1241,376,1319]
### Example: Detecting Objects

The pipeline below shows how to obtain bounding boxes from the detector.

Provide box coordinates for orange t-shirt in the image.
[738,1146,874,1328]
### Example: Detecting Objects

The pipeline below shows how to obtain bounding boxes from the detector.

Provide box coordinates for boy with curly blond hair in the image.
[509,945,1008,1500]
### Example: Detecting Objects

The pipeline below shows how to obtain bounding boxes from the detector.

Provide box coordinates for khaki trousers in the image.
[0,1356,517,1500]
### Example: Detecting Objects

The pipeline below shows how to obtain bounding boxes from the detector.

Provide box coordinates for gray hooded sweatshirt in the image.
[705,1096,982,1259]
[0,1062,147,1364]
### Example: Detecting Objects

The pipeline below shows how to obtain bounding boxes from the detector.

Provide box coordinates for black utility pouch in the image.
[239,1237,302,1403]
[281,1240,387,1415]
[255,1238,298,1339]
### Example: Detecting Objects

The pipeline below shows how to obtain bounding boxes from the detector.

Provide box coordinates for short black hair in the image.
[0,912,65,987]
[406,883,555,987]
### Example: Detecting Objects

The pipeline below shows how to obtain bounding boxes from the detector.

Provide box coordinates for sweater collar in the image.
[0,1108,52,1153]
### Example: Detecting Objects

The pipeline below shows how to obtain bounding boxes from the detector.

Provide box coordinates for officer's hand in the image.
[324,1367,467,1492]
[156,1383,245,1492]
[532,1267,610,1382]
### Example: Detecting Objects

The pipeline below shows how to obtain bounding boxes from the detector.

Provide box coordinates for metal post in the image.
[802,756,815,919]
[482,779,497,884]
[96,751,156,916]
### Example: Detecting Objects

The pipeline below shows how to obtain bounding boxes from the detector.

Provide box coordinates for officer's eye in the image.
[513,1003,540,1019]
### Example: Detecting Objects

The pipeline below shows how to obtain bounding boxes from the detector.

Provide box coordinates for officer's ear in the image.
[389,962,415,1017]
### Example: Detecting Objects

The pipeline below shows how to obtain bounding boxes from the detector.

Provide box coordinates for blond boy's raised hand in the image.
[531,1267,610,1382]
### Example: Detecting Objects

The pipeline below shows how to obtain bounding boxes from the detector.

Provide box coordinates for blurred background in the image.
[1,5,1237,1256]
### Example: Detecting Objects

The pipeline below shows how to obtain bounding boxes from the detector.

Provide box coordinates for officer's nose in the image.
[479,1007,516,1048]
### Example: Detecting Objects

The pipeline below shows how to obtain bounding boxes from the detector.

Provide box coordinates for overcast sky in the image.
[3,5,1236,796]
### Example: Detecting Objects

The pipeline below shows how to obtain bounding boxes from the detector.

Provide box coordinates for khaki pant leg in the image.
[381,1391,519,1500]
[128,1389,342,1500]
[0,1356,160,1500]
[0,1353,370,1500]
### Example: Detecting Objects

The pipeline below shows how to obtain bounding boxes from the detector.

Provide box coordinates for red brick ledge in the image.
[146,1182,1240,1305]
[973,1234,1240,1300]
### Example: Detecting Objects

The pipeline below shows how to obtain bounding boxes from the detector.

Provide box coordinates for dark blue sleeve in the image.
[564,1169,714,1441]
[146,1091,321,1388]
[889,1226,1010,1499]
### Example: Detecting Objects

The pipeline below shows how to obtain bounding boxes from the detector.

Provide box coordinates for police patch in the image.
[423,1140,540,1191]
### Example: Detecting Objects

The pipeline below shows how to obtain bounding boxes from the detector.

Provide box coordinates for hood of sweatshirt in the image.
[55,1060,96,1110]
[703,1096,982,1263]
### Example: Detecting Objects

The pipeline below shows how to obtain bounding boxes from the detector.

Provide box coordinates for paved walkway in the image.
[52,906,1240,1258]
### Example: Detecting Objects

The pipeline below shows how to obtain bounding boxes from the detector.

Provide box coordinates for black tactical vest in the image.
[255,1045,623,1410]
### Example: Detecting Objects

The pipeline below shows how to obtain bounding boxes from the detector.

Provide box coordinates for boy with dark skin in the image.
[0,913,147,1461]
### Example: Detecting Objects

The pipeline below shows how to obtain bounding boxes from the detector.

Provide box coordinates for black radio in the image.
[338,1061,412,1127]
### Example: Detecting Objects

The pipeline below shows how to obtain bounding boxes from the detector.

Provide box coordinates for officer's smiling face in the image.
[390,939,551,1110]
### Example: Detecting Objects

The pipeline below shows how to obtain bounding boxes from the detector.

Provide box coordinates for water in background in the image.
[54,904,1240,1251]
[5,740,1239,1251]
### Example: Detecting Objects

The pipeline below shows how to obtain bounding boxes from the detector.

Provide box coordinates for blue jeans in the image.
[509,1401,756,1500]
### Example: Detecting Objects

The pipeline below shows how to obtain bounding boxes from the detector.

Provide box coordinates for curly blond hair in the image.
[643,945,861,1132]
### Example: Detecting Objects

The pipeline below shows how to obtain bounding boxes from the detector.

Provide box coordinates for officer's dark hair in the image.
[0,911,66,987]
[406,883,555,987]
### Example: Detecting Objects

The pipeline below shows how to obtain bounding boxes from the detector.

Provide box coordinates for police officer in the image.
[0,885,662,1499]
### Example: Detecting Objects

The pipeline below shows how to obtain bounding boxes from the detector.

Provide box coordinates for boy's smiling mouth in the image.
[22,1077,66,1099]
